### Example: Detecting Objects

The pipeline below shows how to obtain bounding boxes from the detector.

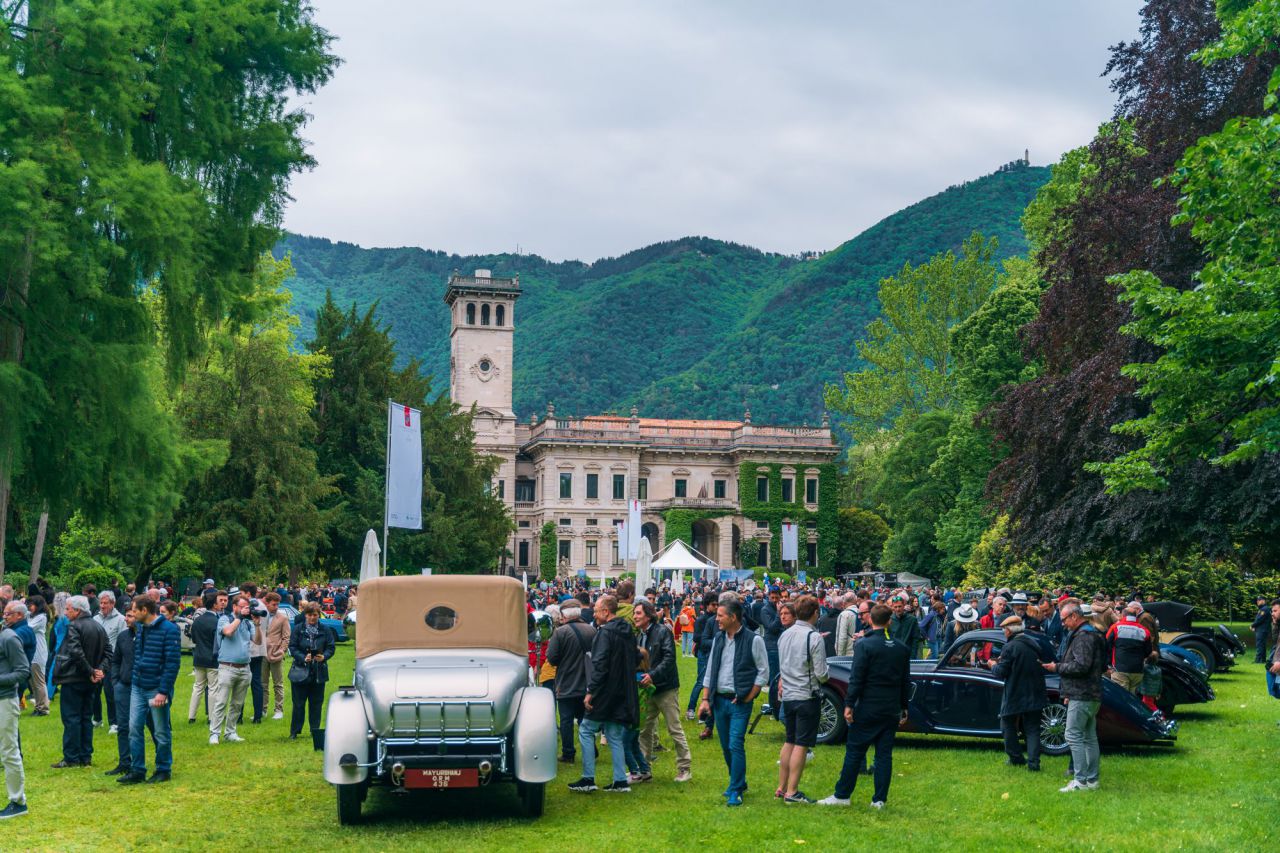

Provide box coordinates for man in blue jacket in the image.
[117,597,180,784]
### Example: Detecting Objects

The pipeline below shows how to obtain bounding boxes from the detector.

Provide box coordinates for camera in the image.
[247,604,268,619]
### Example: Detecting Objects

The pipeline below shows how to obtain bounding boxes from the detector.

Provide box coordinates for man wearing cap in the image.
[987,616,1047,771]
[1104,603,1154,695]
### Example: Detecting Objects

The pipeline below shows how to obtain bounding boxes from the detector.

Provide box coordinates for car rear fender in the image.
[512,686,557,784]
[324,687,372,785]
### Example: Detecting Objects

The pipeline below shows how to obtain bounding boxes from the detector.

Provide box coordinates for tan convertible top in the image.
[355,574,527,659]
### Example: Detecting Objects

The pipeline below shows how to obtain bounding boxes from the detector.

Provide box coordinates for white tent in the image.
[895,571,932,589]
[651,539,718,582]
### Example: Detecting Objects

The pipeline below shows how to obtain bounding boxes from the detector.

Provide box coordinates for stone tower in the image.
[444,270,519,553]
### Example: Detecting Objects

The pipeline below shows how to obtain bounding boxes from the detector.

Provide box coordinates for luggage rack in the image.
[389,700,497,737]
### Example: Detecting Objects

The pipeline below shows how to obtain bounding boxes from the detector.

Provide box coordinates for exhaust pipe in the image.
[478,759,493,785]
[391,762,406,788]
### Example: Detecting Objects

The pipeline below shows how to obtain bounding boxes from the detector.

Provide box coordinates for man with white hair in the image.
[0,601,31,818]
[1104,602,1154,695]
[51,595,111,767]
[94,591,126,732]
[834,594,859,657]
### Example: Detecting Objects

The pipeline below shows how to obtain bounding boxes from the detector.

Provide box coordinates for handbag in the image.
[288,662,312,684]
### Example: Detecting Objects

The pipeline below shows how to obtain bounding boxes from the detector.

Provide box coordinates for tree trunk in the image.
[28,507,49,585]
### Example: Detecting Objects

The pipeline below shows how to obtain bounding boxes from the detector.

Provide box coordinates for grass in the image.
[12,627,1277,852]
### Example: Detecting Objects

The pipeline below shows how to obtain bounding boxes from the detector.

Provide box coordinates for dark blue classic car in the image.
[814,630,1190,753]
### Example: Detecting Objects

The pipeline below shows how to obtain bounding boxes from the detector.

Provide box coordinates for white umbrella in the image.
[359,529,382,583]
[636,536,654,595]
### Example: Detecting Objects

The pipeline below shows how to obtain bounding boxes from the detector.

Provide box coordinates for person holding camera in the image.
[209,593,262,745]
[287,603,336,741]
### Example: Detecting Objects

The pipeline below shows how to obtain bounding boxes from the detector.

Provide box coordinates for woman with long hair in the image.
[25,595,50,715]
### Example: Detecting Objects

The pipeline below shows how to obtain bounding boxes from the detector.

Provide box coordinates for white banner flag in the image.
[781,522,799,562]
[615,520,627,556]
[627,499,643,559]
[386,401,423,529]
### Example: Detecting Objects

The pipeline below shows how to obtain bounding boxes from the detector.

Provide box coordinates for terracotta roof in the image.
[580,415,744,429]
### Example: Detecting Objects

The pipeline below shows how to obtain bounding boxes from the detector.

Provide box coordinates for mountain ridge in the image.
[276,161,1049,425]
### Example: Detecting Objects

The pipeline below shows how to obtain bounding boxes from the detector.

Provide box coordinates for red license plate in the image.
[404,768,480,789]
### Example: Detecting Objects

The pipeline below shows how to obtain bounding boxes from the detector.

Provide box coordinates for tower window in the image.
[466,303,476,324]
[496,304,505,326]
[481,304,490,326]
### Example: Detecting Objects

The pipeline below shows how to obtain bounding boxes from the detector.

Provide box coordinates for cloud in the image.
[283,0,1142,261]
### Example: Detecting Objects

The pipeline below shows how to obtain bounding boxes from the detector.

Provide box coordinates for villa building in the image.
[445,269,840,579]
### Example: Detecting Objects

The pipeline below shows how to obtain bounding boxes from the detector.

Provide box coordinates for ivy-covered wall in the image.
[737,462,839,572]
[538,521,557,582]
[662,508,726,551]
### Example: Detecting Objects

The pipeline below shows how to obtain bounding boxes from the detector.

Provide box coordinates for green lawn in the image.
[12,632,1277,852]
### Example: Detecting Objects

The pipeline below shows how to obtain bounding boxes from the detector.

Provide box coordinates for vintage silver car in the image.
[323,575,557,823]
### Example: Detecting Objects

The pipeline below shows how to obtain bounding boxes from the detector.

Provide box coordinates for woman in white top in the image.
[25,594,50,715]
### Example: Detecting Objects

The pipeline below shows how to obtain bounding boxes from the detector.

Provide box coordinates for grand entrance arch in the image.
[691,519,719,562]
[641,522,660,553]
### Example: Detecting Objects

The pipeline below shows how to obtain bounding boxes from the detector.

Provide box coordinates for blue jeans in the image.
[1266,667,1280,699]
[712,695,752,795]
[681,632,694,656]
[687,651,709,712]
[129,686,173,774]
[1065,699,1100,784]
[578,717,627,785]
[622,727,649,774]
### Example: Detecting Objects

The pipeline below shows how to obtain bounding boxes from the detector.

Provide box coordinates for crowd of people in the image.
[524,576,1280,807]
[0,577,353,820]
[0,573,1276,821]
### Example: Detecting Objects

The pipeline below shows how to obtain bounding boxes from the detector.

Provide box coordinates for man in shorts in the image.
[776,594,828,804]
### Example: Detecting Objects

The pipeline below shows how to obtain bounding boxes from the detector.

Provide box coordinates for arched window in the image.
[495,304,505,326]
[465,303,476,324]
[481,304,491,326]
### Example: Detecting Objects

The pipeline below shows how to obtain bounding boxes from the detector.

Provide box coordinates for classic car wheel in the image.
[517,780,545,817]
[814,686,847,746]
[337,782,363,825]
[1174,637,1215,673]
[1039,704,1070,756]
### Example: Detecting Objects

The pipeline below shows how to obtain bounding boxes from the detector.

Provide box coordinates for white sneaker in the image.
[1083,781,1099,790]
[1059,780,1090,793]
[674,770,692,783]
[272,711,284,720]
[870,801,885,809]
[108,724,118,735]
[816,796,850,806]
[806,750,815,763]
[225,733,245,743]
[209,734,219,745]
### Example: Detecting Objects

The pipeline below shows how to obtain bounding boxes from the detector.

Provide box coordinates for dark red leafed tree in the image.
[987,0,1280,570]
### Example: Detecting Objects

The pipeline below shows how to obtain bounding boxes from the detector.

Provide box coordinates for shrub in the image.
[72,564,125,594]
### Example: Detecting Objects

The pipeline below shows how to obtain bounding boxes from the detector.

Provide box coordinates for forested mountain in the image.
[278,161,1048,422]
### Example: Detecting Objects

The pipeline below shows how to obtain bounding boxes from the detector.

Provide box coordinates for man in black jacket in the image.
[187,590,222,724]
[52,595,111,768]
[758,587,783,714]
[104,610,136,776]
[568,595,638,794]
[635,601,691,782]
[687,593,719,735]
[545,603,596,764]
[1044,600,1106,792]
[988,616,1048,771]
[1252,597,1271,664]
[819,604,909,808]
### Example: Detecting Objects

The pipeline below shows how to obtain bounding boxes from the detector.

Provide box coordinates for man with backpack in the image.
[546,601,597,765]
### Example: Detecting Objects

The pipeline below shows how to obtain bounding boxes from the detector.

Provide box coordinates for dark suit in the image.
[53,614,111,765]
[832,630,910,803]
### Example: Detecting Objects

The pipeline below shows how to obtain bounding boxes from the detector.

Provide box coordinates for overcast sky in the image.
[282,1,1142,262]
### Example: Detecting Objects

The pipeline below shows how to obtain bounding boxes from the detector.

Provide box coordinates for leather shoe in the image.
[698,727,712,740]
[146,771,171,784]
[50,760,82,769]
[104,765,128,776]
[116,772,146,785]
